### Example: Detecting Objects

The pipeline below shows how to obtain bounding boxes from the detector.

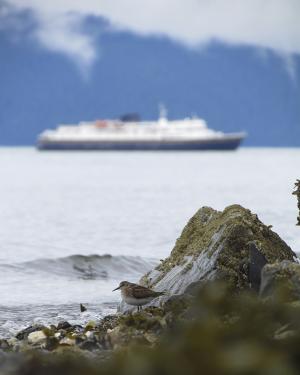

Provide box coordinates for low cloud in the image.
[2,0,300,74]
[34,12,97,76]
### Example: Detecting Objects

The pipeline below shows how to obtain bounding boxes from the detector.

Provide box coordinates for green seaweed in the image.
[118,310,165,333]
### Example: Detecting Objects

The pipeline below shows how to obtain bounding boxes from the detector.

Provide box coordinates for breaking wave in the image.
[0,254,158,280]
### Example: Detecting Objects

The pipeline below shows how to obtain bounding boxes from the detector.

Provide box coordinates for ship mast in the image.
[159,104,168,125]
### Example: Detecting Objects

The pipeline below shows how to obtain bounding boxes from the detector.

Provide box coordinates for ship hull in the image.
[38,137,244,151]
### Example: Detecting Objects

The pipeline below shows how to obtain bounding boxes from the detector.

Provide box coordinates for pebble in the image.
[27,331,47,345]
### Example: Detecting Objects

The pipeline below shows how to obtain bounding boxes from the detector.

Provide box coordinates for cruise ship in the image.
[37,110,246,151]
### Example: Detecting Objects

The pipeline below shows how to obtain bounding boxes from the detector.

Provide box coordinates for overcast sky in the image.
[1,0,300,74]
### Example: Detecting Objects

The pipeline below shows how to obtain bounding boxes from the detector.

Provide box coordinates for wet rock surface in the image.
[4,317,113,354]
[4,307,175,355]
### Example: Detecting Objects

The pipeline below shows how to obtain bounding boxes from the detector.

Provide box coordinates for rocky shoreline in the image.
[1,202,300,363]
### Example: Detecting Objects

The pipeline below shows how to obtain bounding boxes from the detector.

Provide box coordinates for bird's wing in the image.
[131,285,162,299]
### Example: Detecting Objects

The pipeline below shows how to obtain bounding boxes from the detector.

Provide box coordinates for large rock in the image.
[120,205,295,312]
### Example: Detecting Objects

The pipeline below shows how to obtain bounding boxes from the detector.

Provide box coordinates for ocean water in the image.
[0,147,299,337]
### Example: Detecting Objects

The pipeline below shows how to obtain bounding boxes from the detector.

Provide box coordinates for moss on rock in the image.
[159,205,293,275]
[157,206,219,274]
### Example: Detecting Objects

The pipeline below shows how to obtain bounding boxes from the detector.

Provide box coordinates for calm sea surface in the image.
[0,147,299,336]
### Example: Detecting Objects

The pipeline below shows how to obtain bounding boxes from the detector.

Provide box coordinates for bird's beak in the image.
[112,286,120,291]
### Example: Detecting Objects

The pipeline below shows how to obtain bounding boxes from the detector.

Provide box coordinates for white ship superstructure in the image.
[37,111,246,151]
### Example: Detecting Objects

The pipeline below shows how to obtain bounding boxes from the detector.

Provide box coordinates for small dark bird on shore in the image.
[113,281,165,311]
[80,303,87,312]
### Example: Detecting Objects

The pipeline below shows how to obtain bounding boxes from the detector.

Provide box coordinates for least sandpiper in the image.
[113,281,164,311]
